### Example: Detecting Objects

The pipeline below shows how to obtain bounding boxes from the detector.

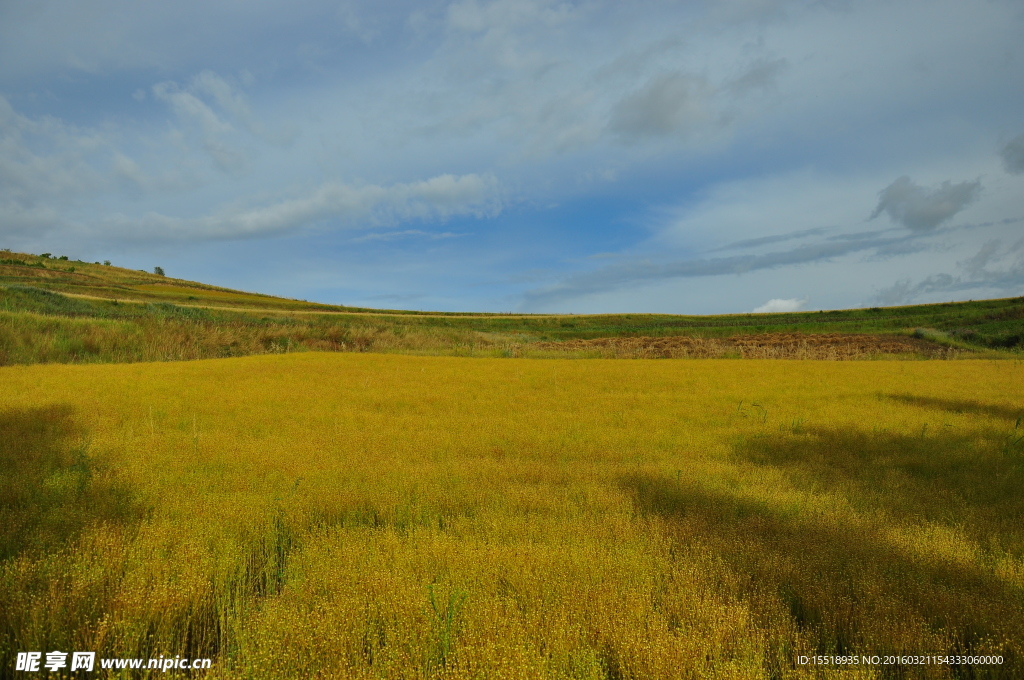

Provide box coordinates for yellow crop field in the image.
[2,354,1023,678]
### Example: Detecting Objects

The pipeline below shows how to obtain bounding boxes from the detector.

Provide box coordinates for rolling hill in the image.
[1,250,1021,365]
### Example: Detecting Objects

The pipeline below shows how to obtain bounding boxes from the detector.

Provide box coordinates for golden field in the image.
[2,354,1023,678]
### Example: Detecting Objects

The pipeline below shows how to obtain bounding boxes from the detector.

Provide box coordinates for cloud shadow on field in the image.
[0,405,149,561]
[732,425,1024,543]
[618,423,1024,676]
[882,393,1024,423]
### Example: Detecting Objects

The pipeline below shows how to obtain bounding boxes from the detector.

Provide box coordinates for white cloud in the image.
[0,95,210,252]
[870,176,982,231]
[151,81,232,136]
[753,297,807,313]
[108,173,502,241]
[0,96,106,195]
[190,70,252,123]
[152,77,249,173]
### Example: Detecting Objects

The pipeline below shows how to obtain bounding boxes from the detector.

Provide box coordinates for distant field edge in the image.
[1,248,1022,366]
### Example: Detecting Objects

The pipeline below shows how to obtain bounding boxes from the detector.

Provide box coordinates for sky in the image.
[1,0,1023,314]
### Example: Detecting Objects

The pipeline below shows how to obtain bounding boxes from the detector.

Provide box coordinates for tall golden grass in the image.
[0,309,971,367]
[2,355,1022,678]
[0,310,500,365]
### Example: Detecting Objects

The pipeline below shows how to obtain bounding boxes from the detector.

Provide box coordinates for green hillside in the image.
[1,250,1021,365]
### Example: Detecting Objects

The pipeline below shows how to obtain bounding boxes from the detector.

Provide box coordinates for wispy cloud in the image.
[152,74,251,173]
[710,227,827,252]
[105,173,502,241]
[523,231,923,309]
[874,238,1024,305]
[0,95,113,243]
[351,229,464,243]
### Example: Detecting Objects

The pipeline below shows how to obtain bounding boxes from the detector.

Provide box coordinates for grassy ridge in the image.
[0,286,501,365]
[0,251,498,315]
[0,251,344,312]
[2,355,1022,677]
[1,249,1022,365]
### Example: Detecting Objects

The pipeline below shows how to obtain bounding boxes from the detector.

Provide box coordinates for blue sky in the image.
[2,0,1023,313]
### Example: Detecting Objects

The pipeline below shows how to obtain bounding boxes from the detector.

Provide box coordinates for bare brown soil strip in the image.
[532,333,960,359]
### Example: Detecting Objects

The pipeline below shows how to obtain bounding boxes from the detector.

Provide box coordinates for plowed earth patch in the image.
[533,333,961,359]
